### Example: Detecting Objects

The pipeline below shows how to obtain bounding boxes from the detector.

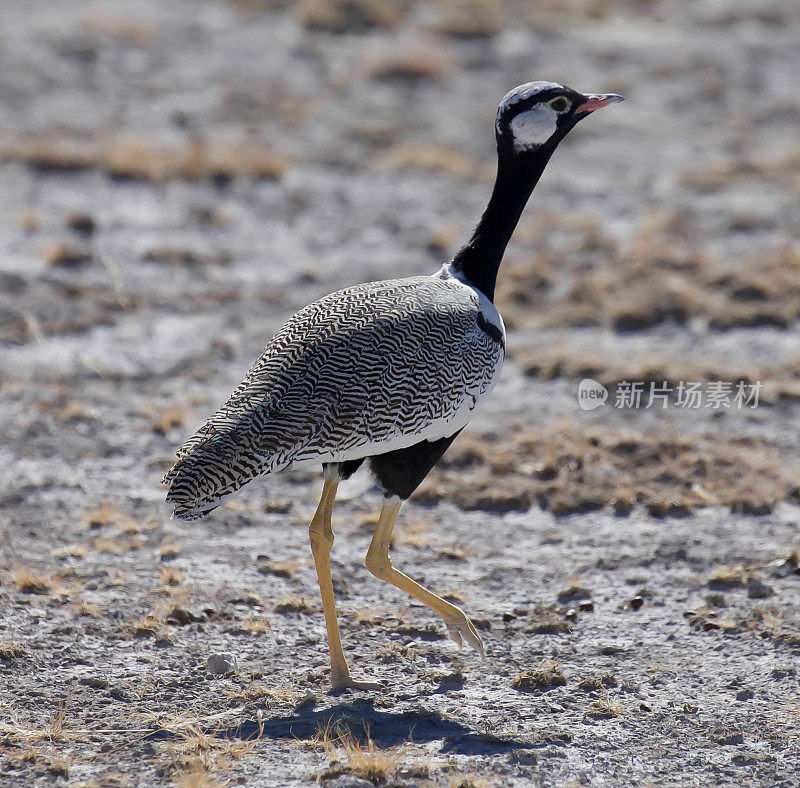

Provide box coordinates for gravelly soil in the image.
[1,1,799,786]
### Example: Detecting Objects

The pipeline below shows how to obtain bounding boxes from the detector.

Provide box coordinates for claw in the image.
[443,610,485,657]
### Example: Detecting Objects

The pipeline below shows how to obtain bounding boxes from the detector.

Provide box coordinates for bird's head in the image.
[495,81,624,157]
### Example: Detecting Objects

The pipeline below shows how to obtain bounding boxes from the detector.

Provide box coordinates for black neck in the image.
[451,148,553,301]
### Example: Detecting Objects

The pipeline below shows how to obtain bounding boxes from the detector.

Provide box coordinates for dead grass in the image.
[0,135,287,182]
[51,543,89,560]
[161,565,186,586]
[140,404,190,435]
[578,674,618,691]
[0,642,29,662]
[241,616,271,634]
[512,659,567,691]
[419,422,799,517]
[316,722,406,783]
[496,207,800,334]
[0,699,73,746]
[83,502,121,529]
[10,567,59,595]
[158,725,255,785]
[76,600,103,617]
[274,595,317,614]
[585,692,626,719]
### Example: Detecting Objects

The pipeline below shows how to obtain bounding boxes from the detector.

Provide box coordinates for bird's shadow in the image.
[163,697,538,756]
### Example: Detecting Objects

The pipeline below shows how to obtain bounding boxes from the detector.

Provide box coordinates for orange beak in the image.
[574,93,625,114]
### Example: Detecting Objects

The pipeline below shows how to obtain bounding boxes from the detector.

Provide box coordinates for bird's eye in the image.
[549,97,569,112]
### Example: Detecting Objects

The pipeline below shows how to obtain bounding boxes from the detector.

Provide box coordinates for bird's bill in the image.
[574,93,625,114]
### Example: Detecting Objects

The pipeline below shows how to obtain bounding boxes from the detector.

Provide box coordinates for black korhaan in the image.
[164,81,623,690]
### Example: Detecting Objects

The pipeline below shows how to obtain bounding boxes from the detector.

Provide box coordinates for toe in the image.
[444,610,485,656]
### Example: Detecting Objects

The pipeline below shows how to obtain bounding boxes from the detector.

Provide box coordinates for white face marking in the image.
[509,104,559,150]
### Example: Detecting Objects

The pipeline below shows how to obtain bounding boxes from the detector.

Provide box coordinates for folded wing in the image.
[164,276,502,519]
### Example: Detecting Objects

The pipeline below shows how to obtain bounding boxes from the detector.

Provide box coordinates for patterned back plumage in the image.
[163,274,503,520]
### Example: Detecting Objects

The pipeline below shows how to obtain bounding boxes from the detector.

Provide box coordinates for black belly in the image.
[333,431,462,499]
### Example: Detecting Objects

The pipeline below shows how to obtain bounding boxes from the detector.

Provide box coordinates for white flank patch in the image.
[509,105,559,150]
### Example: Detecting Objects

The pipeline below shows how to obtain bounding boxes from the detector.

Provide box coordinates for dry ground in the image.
[1,0,800,785]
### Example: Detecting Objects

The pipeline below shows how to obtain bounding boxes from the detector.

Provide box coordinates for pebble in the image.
[746,578,773,599]
[205,653,238,674]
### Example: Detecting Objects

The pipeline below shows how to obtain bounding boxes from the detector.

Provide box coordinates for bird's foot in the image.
[443,609,485,657]
[329,672,383,693]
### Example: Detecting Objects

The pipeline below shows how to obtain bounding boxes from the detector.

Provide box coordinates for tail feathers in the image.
[162,440,274,521]
[163,452,235,521]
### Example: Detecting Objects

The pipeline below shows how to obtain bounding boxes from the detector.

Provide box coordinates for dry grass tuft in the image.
[140,404,190,435]
[512,659,567,691]
[0,699,73,745]
[158,725,255,785]
[420,422,799,518]
[0,135,287,182]
[10,567,58,595]
[51,543,89,560]
[496,207,800,335]
[0,642,29,662]
[257,558,300,578]
[241,616,271,634]
[316,722,406,783]
[274,595,317,614]
[161,565,186,587]
[578,674,618,691]
[83,502,121,529]
[585,692,626,719]
[77,600,103,617]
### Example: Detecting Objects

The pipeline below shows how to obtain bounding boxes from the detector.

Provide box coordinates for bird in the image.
[163,82,623,691]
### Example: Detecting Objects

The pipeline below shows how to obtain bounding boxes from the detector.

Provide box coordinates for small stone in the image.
[736,689,754,701]
[578,601,594,613]
[205,653,238,674]
[747,578,773,598]
[557,585,592,604]
[79,676,108,689]
[629,596,644,611]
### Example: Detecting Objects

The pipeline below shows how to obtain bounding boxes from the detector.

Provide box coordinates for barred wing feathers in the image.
[164,275,503,520]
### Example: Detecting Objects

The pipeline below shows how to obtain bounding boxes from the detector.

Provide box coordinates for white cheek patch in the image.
[509,106,558,150]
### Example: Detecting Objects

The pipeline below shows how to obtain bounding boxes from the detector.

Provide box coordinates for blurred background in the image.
[1,1,800,785]
[3,0,800,515]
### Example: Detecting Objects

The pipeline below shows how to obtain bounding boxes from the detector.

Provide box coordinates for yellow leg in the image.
[365,498,485,656]
[309,475,381,692]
